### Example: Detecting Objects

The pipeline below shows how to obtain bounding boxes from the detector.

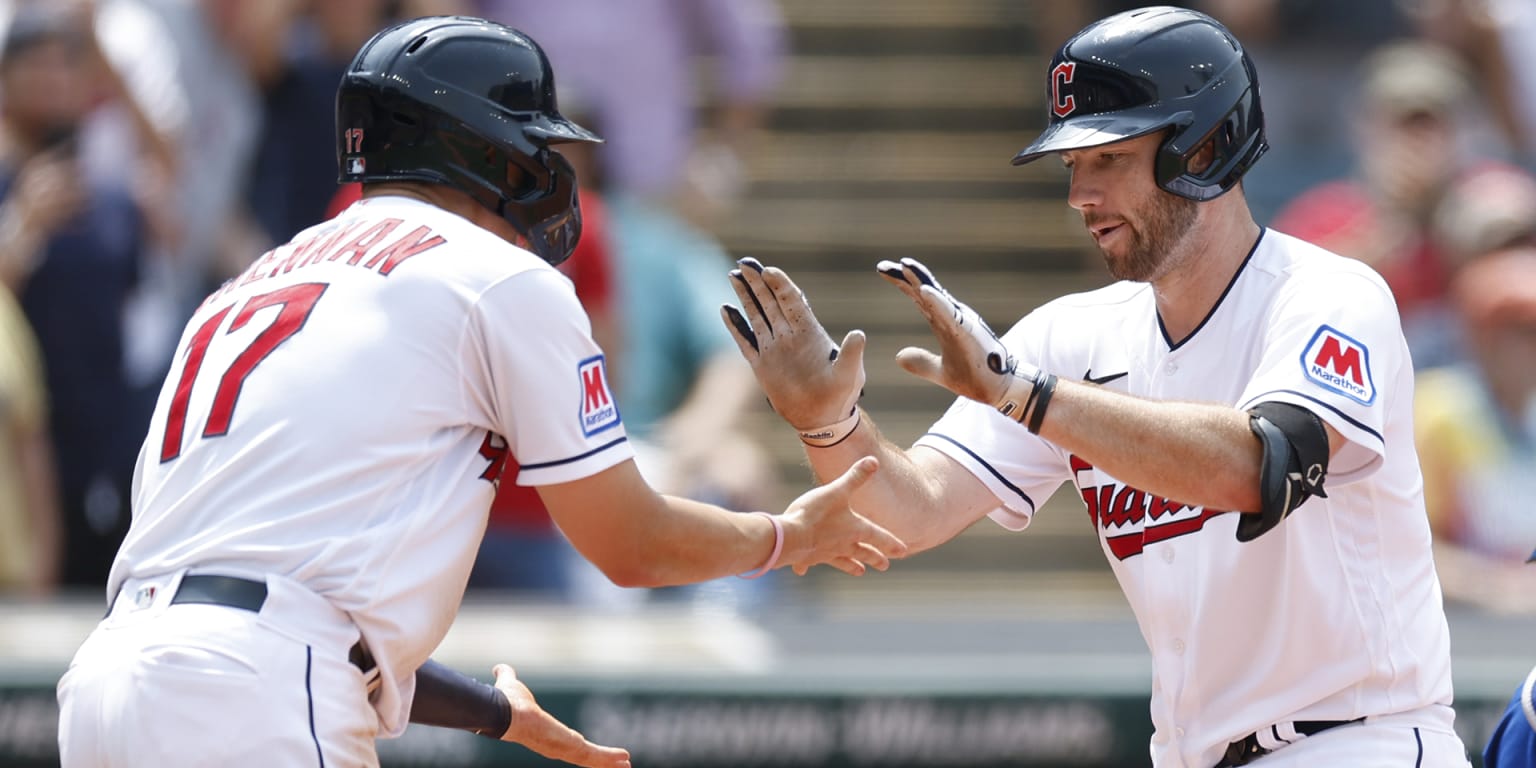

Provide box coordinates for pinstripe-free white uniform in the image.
[916,229,1472,767]
[57,195,633,766]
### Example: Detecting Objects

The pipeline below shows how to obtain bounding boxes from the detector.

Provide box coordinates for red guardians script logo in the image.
[1072,455,1230,560]
[578,355,620,437]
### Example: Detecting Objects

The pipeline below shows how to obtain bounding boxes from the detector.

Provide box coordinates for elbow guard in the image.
[1237,402,1330,542]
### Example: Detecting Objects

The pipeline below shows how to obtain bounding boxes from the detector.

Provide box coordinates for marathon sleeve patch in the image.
[1299,325,1375,405]
[577,354,621,436]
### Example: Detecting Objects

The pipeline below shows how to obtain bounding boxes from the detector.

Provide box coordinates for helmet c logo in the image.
[1051,62,1077,119]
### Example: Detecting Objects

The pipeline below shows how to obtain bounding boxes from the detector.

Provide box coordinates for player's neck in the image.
[1150,202,1262,344]
[362,183,526,247]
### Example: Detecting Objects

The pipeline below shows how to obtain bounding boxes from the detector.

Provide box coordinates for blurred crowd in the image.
[0,0,787,607]
[0,0,1533,616]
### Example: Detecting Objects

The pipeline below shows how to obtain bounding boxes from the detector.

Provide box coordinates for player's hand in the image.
[721,257,866,430]
[877,257,1015,404]
[776,456,908,576]
[492,664,632,768]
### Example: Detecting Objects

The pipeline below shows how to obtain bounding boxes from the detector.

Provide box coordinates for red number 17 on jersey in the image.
[160,282,328,462]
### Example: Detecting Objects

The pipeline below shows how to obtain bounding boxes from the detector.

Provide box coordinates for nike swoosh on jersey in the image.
[1083,369,1128,385]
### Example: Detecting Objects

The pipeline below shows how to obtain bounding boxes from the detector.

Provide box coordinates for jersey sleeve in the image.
[463,268,633,486]
[1237,267,1407,483]
[912,313,1073,530]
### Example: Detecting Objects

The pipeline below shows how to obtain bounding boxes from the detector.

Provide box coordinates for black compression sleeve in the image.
[409,659,512,738]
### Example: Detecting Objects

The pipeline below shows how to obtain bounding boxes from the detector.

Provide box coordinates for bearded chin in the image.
[1100,192,1199,282]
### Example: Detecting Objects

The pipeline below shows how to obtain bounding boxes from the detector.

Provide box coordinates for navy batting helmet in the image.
[1011,6,1267,202]
[336,16,601,265]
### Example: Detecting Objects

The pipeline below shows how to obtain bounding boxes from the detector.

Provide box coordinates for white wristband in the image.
[798,409,861,448]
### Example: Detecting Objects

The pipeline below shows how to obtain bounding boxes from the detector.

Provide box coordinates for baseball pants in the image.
[57,570,381,768]
[1210,705,1473,767]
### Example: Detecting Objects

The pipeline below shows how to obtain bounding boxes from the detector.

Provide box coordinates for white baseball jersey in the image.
[110,195,634,735]
[915,229,1459,768]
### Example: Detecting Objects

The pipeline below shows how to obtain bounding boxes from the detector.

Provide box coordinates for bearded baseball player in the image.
[55,17,906,768]
[724,7,1472,768]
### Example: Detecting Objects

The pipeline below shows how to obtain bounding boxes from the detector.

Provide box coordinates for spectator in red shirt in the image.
[1272,40,1487,370]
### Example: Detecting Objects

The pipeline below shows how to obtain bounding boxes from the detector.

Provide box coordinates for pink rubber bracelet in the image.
[739,511,784,579]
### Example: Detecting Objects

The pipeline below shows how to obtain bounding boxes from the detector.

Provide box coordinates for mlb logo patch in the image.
[1299,325,1375,404]
[577,355,621,436]
[346,157,366,175]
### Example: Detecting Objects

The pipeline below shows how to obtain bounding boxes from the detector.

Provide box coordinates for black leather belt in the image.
[171,574,375,675]
[1215,718,1364,767]
[171,574,268,611]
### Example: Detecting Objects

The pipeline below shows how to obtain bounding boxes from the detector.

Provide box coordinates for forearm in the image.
[411,659,511,737]
[541,461,783,587]
[802,411,973,552]
[627,495,780,586]
[1035,380,1262,512]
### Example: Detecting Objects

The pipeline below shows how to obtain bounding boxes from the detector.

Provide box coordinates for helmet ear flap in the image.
[498,149,583,266]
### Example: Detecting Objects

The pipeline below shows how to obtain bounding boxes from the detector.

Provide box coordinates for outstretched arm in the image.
[540,455,907,585]
[411,660,631,768]
[876,257,1347,515]
[721,259,1001,553]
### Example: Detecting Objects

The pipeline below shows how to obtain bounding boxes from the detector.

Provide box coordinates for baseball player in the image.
[723,7,1472,768]
[54,17,905,768]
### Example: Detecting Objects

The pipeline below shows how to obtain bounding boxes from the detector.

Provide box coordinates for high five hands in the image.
[875,257,1021,405]
[722,256,1022,414]
[721,257,867,431]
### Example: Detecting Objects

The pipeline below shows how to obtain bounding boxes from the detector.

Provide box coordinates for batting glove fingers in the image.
[722,258,866,430]
[877,257,1034,403]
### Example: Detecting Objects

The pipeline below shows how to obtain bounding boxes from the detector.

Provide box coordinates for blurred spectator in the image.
[84,0,265,411]
[245,0,379,246]
[1404,0,1535,166]
[473,0,785,228]
[0,279,59,597]
[0,5,149,589]
[1272,40,1482,370]
[1415,247,1536,615]
[1202,0,1412,222]
[1431,160,1536,272]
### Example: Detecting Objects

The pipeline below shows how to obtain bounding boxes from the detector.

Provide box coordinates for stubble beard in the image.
[1098,191,1200,282]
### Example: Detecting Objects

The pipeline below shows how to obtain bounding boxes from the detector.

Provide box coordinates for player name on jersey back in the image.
[202,217,448,310]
